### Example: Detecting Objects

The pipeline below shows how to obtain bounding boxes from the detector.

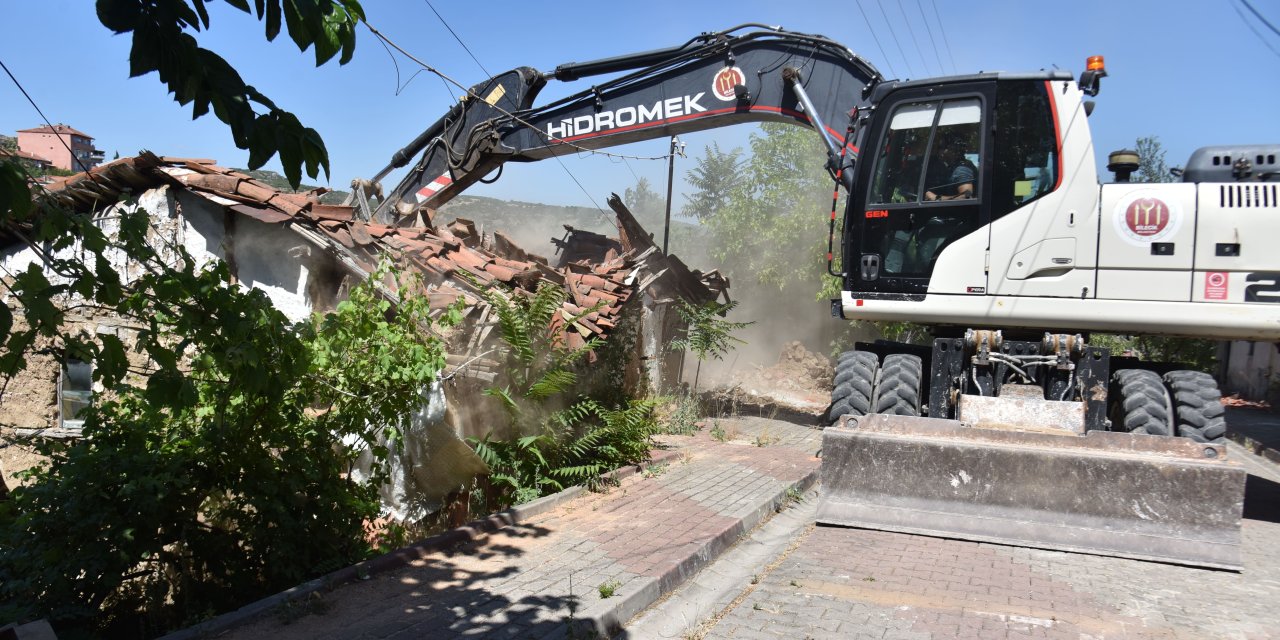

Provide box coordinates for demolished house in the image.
[0,152,724,517]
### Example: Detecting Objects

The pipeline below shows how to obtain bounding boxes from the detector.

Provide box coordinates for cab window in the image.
[992,81,1058,220]
[868,102,935,204]
[865,98,984,278]
[868,99,983,206]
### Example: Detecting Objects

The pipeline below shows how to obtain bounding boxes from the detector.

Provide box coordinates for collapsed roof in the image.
[24,152,724,358]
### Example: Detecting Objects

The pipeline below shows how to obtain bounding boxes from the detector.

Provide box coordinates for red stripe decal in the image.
[1044,80,1063,193]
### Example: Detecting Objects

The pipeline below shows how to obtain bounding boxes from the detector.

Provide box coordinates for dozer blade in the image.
[817,414,1246,570]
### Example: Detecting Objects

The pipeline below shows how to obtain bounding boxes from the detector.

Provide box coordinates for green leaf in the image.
[95,0,142,33]
[282,0,308,52]
[265,0,282,40]
[0,303,11,345]
[276,118,302,188]
[94,254,123,306]
[246,116,277,170]
[0,161,34,222]
[96,333,129,389]
[0,328,34,376]
[191,0,211,30]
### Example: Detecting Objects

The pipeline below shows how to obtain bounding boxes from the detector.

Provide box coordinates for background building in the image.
[16,124,103,171]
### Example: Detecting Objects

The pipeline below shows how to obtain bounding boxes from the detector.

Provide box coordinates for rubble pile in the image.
[705,341,834,423]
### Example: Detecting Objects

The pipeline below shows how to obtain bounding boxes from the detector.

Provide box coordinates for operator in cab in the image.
[924,134,976,201]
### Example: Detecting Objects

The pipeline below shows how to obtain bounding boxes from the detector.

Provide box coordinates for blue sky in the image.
[2,1,1277,210]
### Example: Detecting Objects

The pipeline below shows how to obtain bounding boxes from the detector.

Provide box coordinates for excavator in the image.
[356,24,1279,570]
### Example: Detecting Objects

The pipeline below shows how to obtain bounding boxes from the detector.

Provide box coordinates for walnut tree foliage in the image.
[0,2,482,636]
[95,0,365,188]
[0,194,457,637]
[681,141,744,221]
[687,123,920,349]
[702,123,835,292]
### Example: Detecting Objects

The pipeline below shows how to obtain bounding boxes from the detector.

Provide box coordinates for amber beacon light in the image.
[1078,55,1106,95]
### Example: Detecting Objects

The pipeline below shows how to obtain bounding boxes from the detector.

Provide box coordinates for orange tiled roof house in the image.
[0,152,723,518]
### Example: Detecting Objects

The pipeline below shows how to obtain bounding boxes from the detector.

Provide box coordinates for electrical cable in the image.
[896,0,934,76]
[365,23,672,163]
[621,157,643,184]
[914,0,948,76]
[929,0,959,74]
[1234,0,1280,59]
[411,14,613,219]
[375,35,431,96]
[875,0,917,78]
[423,0,493,79]
[855,0,899,79]
[1240,0,1280,40]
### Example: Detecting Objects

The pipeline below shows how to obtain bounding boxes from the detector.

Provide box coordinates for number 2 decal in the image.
[1244,272,1280,303]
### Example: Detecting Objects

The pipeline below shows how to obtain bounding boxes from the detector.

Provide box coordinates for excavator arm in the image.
[368,24,882,220]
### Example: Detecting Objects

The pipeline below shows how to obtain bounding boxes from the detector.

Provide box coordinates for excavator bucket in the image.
[817,414,1246,570]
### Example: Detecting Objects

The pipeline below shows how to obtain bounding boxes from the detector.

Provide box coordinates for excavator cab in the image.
[844,76,1062,298]
[822,72,1248,570]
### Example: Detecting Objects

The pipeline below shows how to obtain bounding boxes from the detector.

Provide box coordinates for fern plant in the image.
[470,433,563,505]
[476,281,601,422]
[464,280,659,506]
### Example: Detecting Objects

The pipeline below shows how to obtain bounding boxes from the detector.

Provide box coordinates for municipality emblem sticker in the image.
[712,66,746,102]
[1112,191,1182,246]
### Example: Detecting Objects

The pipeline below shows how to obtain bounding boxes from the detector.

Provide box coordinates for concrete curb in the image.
[561,465,822,640]
[160,449,682,640]
[1227,428,1280,468]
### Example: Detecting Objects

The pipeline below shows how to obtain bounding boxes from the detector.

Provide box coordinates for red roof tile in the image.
[33,152,639,349]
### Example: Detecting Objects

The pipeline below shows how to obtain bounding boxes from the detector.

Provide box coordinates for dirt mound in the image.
[775,341,834,389]
[706,342,833,422]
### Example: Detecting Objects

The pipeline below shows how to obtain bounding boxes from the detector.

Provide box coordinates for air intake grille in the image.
[1220,184,1277,208]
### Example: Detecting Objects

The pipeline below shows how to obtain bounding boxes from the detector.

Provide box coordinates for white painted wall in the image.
[2,186,323,324]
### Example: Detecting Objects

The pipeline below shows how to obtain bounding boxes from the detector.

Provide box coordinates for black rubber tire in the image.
[828,351,878,426]
[1163,370,1227,443]
[1109,369,1173,436]
[872,354,923,416]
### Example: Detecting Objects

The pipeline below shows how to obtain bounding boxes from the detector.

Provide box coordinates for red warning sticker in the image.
[1205,271,1228,300]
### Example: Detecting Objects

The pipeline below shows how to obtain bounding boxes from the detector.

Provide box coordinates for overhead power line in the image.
[875,0,917,78]
[915,0,948,76]
[929,0,959,74]
[0,57,99,177]
[855,0,899,79]
[1234,0,1280,59]
[411,11,614,217]
[1240,0,1280,39]
[423,0,493,79]
[896,0,934,76]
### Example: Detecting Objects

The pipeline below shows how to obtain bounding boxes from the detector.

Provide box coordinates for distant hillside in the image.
[438,194,709,263]
[232,168,350,204]
[223,170,711,263]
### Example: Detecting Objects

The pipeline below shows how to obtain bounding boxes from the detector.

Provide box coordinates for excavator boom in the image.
[370,24,880,218]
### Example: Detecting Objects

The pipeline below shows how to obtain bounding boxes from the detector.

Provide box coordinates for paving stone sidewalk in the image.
[650,417,1280,640]
[219,416,820,640]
